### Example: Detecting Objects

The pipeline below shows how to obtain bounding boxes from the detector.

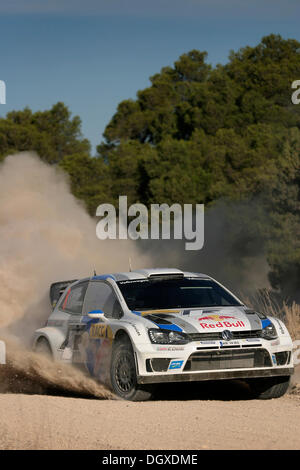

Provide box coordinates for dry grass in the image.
[282,303,300,341]
[241,290,300,396]
[242,289,300,340]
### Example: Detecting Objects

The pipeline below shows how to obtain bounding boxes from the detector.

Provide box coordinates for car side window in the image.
[83,281,123,319]
[60,282,88,315]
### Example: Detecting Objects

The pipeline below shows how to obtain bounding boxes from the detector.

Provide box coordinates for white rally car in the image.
[33,268,294,400]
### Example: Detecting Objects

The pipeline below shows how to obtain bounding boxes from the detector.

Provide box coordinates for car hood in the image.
[136,306,263,334]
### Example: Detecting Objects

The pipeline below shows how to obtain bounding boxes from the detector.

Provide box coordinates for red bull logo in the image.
[198,314,245,329]
[199,315,236,321]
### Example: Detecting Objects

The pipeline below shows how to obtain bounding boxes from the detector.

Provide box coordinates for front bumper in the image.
[134,332,294,385]
[137,366,294,384]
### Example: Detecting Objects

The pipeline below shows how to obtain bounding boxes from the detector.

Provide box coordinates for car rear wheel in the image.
[35,338,53,359]
[248,376,291,399]
[110,338,154,401]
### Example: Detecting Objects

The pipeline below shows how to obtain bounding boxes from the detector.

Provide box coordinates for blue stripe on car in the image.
[155,323,182,332]
[131,311,183,332]
[261,318,272,328]
[132,310,142,316]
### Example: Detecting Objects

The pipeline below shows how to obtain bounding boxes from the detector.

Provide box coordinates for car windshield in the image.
[117,277,242,311]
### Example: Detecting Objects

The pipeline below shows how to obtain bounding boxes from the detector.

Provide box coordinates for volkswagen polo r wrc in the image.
[33,268,294,401]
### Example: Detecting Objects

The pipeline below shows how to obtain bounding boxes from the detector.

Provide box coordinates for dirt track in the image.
[0,379,300,450]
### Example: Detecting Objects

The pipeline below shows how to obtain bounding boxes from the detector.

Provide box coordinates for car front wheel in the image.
[110,338,154,401]
[248,375,291,399]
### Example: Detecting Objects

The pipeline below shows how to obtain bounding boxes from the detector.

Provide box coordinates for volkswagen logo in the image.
[221,330,233,341]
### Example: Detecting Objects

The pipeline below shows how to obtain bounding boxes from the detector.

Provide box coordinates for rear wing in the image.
[50,280,77,309]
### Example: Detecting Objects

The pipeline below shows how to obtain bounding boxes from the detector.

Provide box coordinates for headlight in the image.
[261,320,278,340]
[148,328,190,344]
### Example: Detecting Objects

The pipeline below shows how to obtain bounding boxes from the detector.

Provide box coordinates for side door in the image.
[80,281,123,383]
[58,280,89,363]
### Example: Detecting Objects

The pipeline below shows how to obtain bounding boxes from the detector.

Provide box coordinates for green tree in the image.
[59,153,111,215]
[0,102,90,164]
[97,34,300,299]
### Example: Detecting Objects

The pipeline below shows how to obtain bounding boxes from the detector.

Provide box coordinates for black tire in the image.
[35,338,53,359]
[249,376,291,399]
[110,338,154,401]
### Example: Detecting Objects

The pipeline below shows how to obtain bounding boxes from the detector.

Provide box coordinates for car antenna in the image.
[129,257,132,272]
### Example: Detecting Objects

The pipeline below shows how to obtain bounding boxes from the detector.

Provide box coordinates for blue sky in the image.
[0,1,299,153]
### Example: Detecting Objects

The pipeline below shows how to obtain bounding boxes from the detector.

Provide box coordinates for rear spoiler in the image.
[50,280,77,308]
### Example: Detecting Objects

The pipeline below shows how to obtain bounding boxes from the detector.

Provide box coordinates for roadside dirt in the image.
[0,374,299,450]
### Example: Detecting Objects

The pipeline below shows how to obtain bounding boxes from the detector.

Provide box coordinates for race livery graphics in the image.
[198,314,246,329]
[33,268,294,400]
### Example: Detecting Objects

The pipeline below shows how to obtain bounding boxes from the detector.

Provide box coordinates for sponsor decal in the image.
[128,322,141,336]
[197,340,218,345]
[89,323,113,340]
[157,346,185,351]
[198,314,245,329]
[219,340,239,346]
[272,354,277,366]
[273,318,285,335]
[82,321,113,384]
[119,320,141,336]
[169,360,184,370]
[199,320,245,329]
[199,315,236,321]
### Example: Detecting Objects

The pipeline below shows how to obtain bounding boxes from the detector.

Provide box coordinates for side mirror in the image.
[88,309,105,319]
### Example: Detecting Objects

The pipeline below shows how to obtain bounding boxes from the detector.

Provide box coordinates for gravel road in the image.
[0,378,299,450]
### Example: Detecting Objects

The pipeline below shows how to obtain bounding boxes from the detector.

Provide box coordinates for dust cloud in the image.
[0,151,150,397]
[0,337,114,398]
[139,200,270,301]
